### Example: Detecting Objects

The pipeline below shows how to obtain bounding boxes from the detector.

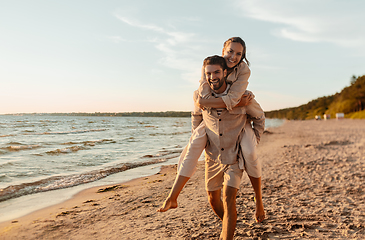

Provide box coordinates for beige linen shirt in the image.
[201,107,247,165]
[192,90,265,143]
[192,88,248,165]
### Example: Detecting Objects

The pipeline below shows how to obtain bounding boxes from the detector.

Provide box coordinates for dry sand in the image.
[0,119,364,239]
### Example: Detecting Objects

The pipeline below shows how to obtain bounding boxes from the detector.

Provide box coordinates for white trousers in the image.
[177,121,261,178]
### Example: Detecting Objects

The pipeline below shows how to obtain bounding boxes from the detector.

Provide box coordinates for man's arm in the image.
[197,91,253,109]
[197,97,227,108]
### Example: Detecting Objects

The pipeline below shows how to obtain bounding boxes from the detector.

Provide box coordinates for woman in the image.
[158,37,265,223]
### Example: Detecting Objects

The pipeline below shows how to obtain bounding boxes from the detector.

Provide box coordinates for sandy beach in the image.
[1,119,364,239]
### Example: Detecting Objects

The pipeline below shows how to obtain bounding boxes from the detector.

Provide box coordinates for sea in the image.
[0,115,285,222]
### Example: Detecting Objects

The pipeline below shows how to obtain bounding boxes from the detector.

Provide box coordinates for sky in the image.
[1,0,365,114]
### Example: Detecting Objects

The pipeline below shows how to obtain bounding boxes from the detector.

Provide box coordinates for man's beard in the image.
[209,76,226,91]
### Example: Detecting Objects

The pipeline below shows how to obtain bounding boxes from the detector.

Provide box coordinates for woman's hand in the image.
[237,92,253,107]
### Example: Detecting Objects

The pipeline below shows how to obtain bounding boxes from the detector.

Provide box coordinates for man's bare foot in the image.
[254,197,265,223]
[157,197,178,212]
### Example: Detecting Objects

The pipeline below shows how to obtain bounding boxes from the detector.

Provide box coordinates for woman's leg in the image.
[248,175,265,222]
[240,122,265,222]
[158,122,207,212]
[177,121,207,177]
[240,122,261,178]
[158,175,190,212]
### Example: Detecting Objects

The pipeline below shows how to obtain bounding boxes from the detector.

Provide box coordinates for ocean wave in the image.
[83,139,116,146]
[46,139,116,155]
[124,137,139,142]
[133,121,157,128]
[24,129,107,135]
[149,131,190,136]
[142,149,182,159]
[0,159,168,202]
[40,120,59,123]
[0,174,8,181]
[62,139,116,146]
[0,134,14,138]
[0,161,15,167]
[16,124,35,128]
[22,130,35,133]
[172,122,187,127]
[46,146,87,155]
[2,144,41,152]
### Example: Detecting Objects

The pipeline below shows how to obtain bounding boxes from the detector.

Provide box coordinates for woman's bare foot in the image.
[157,197,178,212]
[254,197,265,223]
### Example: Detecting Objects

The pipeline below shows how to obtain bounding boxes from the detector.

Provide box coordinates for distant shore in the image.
[1,111,192,117]
[1,119,364,239]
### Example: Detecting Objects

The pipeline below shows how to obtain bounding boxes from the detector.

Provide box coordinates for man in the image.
[159,55,252,240]
[195,55,248,239]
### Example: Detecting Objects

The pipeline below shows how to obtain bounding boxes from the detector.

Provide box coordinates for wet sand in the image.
[1,119,364,239]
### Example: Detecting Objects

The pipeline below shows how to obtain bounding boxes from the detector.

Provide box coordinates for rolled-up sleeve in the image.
[221,62,250,110]
[191,90,203,131]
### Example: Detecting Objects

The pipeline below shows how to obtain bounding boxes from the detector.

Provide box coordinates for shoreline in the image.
[1,119,364,239]
[0,155,187,223]
[0,163,176,228]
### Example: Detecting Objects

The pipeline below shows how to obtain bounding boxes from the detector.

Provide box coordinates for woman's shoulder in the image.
[233,61,250,76]
[236,61,250,71]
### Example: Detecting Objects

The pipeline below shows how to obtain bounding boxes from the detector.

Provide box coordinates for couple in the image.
[158,37,265,240]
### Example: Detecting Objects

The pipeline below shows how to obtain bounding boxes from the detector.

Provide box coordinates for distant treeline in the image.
[265,75,365,120]
[8,111,192,118]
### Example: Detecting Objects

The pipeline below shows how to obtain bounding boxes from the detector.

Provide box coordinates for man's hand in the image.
[236,92,253,107]
[194,94,205,110]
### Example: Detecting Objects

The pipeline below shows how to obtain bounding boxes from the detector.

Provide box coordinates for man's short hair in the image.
[203,55,227,71]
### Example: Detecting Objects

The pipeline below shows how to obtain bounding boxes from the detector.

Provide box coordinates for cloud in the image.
[115,14,196,46]
[236,0,365,48]
[105,36,128,43]
[115,15,166,33]
[114,14,202,83]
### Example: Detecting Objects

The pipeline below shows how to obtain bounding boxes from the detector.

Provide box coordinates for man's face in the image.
[204,64,227,93]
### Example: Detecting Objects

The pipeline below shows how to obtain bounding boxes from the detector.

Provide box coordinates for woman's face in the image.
[222,42,244,68]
